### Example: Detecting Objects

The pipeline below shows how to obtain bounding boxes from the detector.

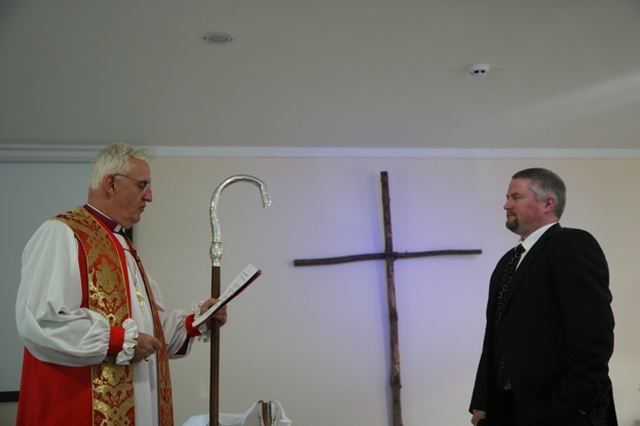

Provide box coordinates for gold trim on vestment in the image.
[56,207,174,425]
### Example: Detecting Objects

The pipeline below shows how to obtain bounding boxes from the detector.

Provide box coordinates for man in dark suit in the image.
[469,168,617,426]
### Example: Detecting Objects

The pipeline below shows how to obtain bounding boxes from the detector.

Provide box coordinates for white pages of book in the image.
[193,264,262,328]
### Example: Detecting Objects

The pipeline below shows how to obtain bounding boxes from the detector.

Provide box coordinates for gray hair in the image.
[512,168,566,218]
[88,143,149,189]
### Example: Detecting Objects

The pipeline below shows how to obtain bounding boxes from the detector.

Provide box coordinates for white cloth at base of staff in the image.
[183,400,292,426]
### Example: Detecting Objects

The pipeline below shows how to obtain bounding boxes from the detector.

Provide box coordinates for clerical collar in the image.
[84,203,125,233]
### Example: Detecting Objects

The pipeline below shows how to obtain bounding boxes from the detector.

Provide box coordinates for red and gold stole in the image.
[57,206,174,426]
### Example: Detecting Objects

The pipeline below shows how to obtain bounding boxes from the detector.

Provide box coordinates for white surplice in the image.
[16,218,196,426]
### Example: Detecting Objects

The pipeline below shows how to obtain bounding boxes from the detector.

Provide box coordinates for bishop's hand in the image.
[199,297,228,326]
[133,332,162,362]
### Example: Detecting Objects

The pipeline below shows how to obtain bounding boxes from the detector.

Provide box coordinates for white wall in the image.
[3,156,640,425]
[134,156,640,425]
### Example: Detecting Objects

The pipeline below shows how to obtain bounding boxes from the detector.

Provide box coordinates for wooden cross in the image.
[293,171,482,426]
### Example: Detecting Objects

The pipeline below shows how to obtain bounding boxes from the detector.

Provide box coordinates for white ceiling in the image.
[1,0,639,153]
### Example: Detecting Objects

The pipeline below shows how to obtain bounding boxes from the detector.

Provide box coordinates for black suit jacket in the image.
[470,224,617,426]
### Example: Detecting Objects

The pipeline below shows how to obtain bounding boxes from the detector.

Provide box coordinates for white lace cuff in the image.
[191,302,211,343]
[116,318,139,365]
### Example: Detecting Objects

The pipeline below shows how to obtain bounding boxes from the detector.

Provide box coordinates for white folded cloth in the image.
[183,400,292,426]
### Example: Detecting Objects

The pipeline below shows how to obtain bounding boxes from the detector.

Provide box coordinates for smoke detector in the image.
[468,63,490,76]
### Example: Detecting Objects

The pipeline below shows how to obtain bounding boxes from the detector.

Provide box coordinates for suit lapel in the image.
[498,224,561,312]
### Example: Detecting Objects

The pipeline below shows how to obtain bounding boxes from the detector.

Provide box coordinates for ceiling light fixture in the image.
[203,32,233,44]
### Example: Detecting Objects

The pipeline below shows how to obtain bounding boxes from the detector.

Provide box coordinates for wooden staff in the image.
[209,175,271,425]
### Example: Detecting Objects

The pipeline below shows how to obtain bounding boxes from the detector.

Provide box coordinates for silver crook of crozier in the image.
[209,175,271,267]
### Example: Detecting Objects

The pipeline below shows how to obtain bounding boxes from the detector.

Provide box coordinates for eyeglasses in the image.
[114,174,152,192]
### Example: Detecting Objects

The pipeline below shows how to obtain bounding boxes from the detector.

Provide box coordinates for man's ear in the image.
[544,197,556,213]
[104,174,117,195]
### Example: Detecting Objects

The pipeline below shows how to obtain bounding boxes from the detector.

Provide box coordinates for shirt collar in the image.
[519,222,558,253]
[84,203,125,233]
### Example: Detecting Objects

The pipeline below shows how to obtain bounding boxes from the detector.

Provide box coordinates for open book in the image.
[193,264,262,327]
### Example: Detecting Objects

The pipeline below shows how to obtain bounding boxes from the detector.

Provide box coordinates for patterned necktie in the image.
[494,244,525,387]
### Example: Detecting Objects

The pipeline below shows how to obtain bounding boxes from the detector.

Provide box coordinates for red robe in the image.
[17,206,174,425]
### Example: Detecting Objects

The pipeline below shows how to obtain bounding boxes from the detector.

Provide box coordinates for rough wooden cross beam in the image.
[294,171,482,426]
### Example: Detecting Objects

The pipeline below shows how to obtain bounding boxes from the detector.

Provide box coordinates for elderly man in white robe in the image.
[15,143,226,426]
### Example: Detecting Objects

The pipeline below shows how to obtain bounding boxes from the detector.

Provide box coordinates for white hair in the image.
[88,143,149,189]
